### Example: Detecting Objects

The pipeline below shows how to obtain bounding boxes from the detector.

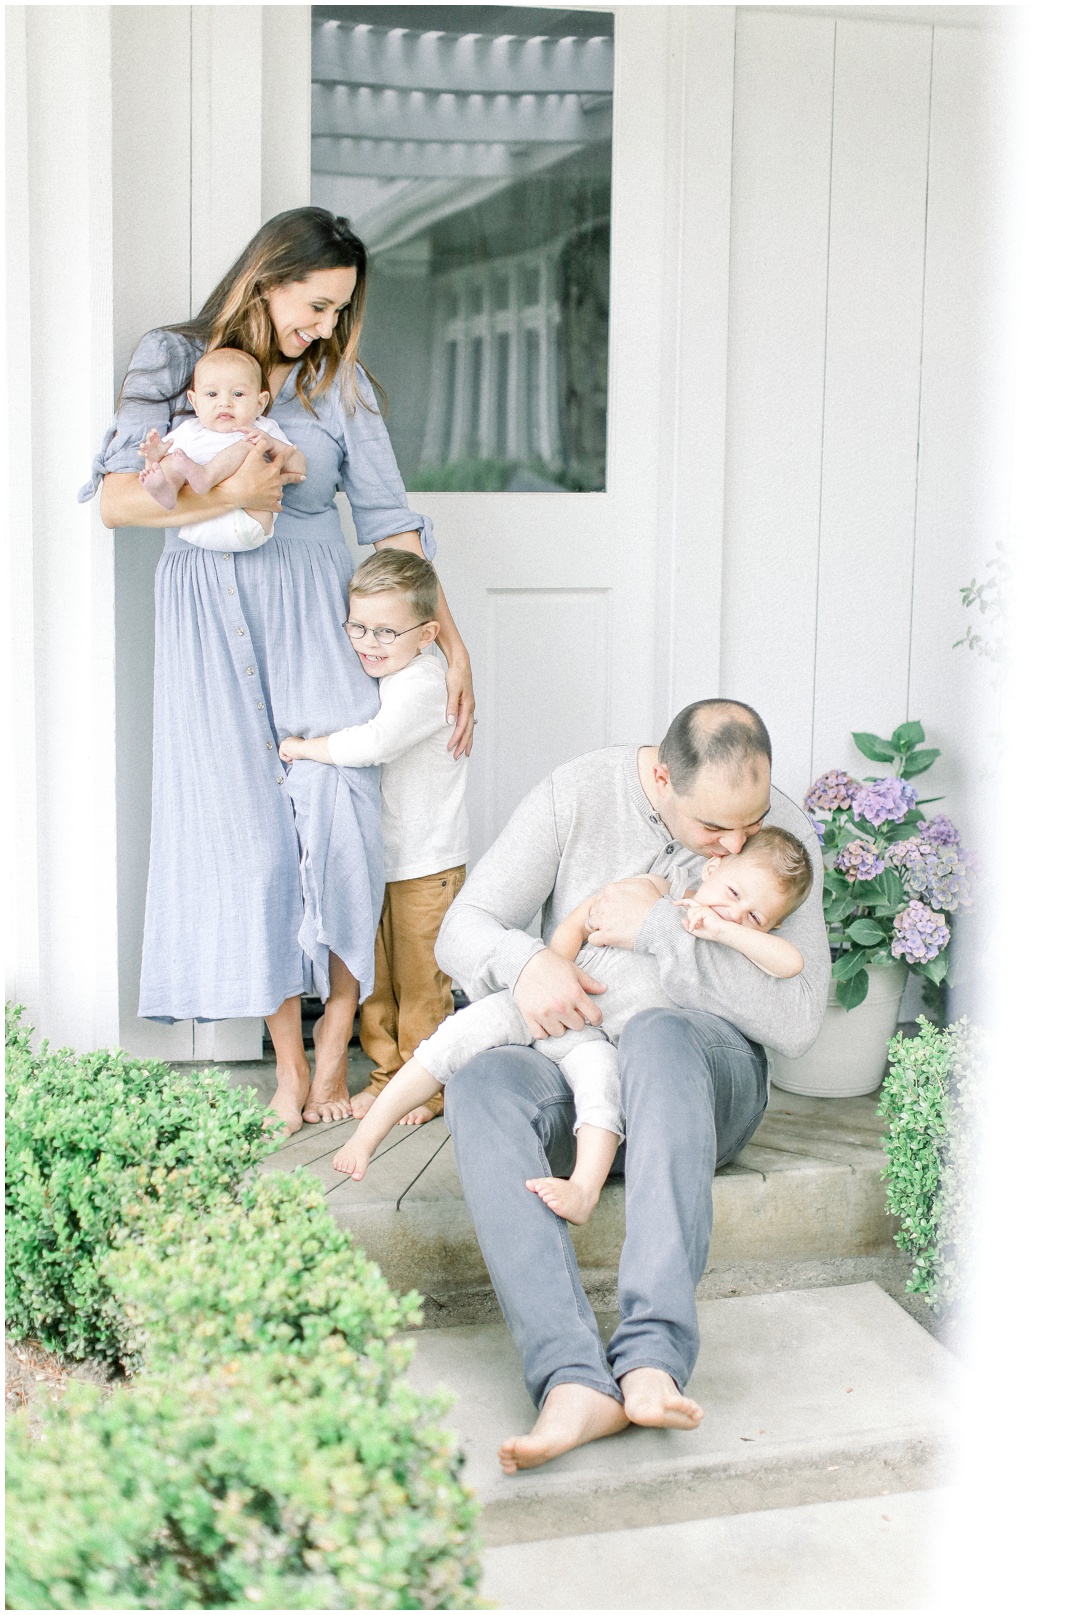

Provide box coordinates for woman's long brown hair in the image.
[162,208,376,415]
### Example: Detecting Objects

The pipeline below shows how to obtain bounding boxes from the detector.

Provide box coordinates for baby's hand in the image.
[278,736,306,762]
[245,430,277,463]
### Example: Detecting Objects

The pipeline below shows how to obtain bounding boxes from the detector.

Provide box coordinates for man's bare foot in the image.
[332,1128,373,1180]
[266,1061,310,1137]
[400,1104,437,1126]
[304,1015,354,1122]
[139,461,178,510]
[498,1382,628,1474]
[620,1367,704,1430]
[525,1175,600,1226]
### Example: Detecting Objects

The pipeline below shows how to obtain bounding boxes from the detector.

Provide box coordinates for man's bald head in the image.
[658,699,772,794]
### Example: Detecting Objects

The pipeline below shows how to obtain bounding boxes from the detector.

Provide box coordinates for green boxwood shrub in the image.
[878,1015,981,1313]
[5,1005,275,1364]
[5,1340,481,1610]
[107,1173,423,1375]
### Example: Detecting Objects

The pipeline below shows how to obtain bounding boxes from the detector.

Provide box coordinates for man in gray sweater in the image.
[435,699,829,1472]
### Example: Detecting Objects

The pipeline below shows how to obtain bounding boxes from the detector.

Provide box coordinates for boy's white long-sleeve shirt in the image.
[326,652,469,883]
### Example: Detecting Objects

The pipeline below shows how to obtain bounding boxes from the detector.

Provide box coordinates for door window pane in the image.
[311,4,613,493]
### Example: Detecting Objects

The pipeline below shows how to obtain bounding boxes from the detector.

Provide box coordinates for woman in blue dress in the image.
[82,209,474,1134]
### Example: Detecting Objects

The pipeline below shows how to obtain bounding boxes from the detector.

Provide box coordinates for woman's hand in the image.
[444,646,475,759]
[219,440,302,513]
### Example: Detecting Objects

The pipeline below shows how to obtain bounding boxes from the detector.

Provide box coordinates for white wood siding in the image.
[722,11,1011,851]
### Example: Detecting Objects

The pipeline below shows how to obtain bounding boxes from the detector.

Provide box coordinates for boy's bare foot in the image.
[498,1382,629,1474]
[400,1104,437,1126]
[524,1175,600,1226]
[267,1061,310,1137]
[332,1130,373,1180]
[304,1015,353,1123]
[350,1086,379,1119]
[139,461,178,510]
[620,1367,704,1430]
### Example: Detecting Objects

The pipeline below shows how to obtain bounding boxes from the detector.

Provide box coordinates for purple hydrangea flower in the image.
[812,818,825,846]
[835,839,885,882]
[850,777,919,827]
[891,901,950,964]
[804,770,858,815]
[917,814,961,846]
[887,838,974,913]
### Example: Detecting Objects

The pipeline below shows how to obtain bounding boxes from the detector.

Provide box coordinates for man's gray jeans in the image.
[443,1005,769,1409]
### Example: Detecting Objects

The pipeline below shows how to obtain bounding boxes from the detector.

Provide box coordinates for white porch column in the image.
[6,6,120,1051]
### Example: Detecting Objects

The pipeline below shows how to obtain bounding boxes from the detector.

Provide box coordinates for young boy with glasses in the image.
[279,549,468,1122]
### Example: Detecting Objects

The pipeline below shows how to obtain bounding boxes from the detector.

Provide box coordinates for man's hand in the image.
[512,948,607,1040]
[585,876,664,949]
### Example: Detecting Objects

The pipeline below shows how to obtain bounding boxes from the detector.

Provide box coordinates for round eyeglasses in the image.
[342,619,430,645]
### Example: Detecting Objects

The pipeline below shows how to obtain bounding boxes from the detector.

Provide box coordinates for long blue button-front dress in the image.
[80,328,435,1022]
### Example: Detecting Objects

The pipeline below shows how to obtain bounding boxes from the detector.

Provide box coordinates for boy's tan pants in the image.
[359,865,467,1117]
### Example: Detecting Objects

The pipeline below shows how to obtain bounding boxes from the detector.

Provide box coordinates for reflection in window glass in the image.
[311,5,613,492]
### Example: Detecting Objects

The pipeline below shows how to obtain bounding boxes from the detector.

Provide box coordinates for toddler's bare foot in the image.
[525,1175,600,1226]
[332,1129,373,1181]
[139,462,178,510]
[267,1060,310,1138]
[498,1382,628,1474]
[400,1104,437,1126]
[304,1015,353,1123]
[620,1367,703,1430]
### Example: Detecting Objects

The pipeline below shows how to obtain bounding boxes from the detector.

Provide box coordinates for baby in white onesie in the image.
[138,346,305,551]
[330,824,814,1225]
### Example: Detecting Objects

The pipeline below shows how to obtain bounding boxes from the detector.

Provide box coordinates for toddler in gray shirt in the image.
[332,826,812,1224]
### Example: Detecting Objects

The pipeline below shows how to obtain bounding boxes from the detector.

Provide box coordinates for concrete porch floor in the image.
[223,1041,923,1322]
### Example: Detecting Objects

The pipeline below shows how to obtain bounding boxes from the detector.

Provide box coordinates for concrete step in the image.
[405,1283,958,1549]
[241,1051,900,1296]
[481,1487,947,1610]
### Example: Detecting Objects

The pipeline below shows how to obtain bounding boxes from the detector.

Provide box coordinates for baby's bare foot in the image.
[620,1367,703,1430]
[498,1382,628,1474]
[332,1130,373,1181]
[139,428,168,465]
[139,462,178,510]
[170,447,212,493]
[400,1104,437,1126]
[303,1015,353,1123]
[525,1175,600,1226]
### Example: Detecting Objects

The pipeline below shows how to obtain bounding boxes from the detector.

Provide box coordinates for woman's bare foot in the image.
[620,1367,704,1430]
[498,1383,629,1474]
[332,1128,373,1181]
[400,1104,437,1126]
[304,1015,353,1123]
[267,1061,310,1137]
[524,1175,600,1226]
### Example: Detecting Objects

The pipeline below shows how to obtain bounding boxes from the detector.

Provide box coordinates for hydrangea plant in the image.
[803,721,975,1013]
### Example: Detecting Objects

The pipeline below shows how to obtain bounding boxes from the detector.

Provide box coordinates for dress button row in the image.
[265,741,273,751]
[256,701,264,711]
[236,627,246,637]
[228,586,235,595]
[222,553,231,560]
[276,774,284,785]
[246,666,255,676]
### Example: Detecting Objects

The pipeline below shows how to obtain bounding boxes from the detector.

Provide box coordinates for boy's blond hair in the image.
[742,825,813,915]
[348,549,439,623]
